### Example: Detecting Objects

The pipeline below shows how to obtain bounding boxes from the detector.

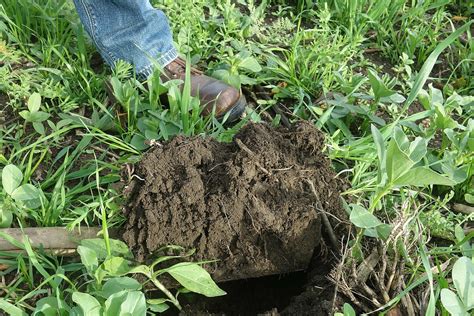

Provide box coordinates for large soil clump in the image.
[123,122,343,281]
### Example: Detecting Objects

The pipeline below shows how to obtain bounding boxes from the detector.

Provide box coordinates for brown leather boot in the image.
[162,57,246,122]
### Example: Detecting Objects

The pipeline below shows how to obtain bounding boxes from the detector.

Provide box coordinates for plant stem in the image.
[150,276,182,310]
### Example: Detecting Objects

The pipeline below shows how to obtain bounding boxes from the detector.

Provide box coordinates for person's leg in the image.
[73,0,247,122]
[72,0,177,78]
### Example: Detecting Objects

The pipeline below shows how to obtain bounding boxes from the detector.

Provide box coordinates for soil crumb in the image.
[123,122,343,281]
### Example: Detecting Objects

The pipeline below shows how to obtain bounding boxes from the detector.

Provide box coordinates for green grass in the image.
[0,0,473,314]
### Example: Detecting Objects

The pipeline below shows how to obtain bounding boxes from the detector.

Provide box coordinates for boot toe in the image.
[222,94,247,122]
[200,81,246,119]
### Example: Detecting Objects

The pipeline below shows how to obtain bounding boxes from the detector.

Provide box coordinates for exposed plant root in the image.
[330,204,423,315]
[306,179,339,252]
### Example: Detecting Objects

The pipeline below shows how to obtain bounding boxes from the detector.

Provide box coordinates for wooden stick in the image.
[452,203,474,215]
[0,227,108,252]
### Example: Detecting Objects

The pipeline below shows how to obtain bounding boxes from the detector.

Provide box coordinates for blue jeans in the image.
[73,0,178,78]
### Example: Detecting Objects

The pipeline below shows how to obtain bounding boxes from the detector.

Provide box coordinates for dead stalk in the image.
[306,180,339,252]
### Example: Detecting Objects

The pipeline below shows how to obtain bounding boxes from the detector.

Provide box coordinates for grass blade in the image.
[403,21,473,111]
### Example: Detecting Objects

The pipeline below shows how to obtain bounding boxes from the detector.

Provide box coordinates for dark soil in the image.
[364,50,397,78]
[123,122,345,314]
[0,93,13,124]
[178,251,336,316]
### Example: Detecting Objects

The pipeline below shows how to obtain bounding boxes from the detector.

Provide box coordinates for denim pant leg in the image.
[72,0,178,78]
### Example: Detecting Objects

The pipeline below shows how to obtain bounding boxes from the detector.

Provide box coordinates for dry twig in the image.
[306,180,339,252]
[235,138,273,177]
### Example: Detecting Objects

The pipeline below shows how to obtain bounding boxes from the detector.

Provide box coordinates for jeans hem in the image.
[79,0,118,66]
[137,47,178,79]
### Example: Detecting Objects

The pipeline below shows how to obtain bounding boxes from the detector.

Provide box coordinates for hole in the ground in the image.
[152,249,336,315]
[177,271,307,315]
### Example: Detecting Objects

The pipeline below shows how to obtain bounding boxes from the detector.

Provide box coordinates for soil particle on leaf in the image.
[123,122,344,282]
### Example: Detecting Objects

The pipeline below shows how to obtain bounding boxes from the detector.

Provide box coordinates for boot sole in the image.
[218,94,247,123]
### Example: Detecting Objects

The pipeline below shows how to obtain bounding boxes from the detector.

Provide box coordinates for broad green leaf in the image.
[72,292,102,316]
[119,291,146,316]
[100,277,141,299]
[376,224,393,241]
[384,93,406,104]
[57,118,72,129]
[212,69,231,82]
[11,184,42,209]
[465,194,474,204]
[144,129,159,140]
[441,289,468,316]
[34,297,70,316]
[0,299,27,316]
[363,221,392,239]
[393,126,410,151]
[368,69,394,99]
[33,122,45,135]
[418,89,430,110]
[11,184,40,200]
[27,111,50,122]
[239,74,257,85]
[0,206,13,228]
[27,93,41,113]
[429,85,444,106]
[454,225,471,257]
[70,306,82,316]
[441,164,468,184]
[2,164,23,195]
[343,303,356,316]
[104,291,126,316]
[239,57,262,72]
[102,257,131,276]
[393,167,456,187]
[77,245,98,272]
[349,204,382,229]
[386,132,414,182]
[228,74,241,90]
[166,262,226,297]
[363,227,379,238]
[80,239,131,260]
[408,137,427,163]
[94,267,108,286]
[149,302,170,313]
[452,257,474,309]
[212,69,241,89]
[19,111,50,123]
[435,104,458,129]
[19,110,30,121]
[130,134,148,151]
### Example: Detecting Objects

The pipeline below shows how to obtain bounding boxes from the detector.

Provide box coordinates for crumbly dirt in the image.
[123,122,344,283]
